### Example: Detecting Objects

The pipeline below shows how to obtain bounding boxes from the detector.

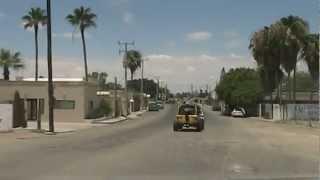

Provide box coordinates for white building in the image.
[0,78,103,123]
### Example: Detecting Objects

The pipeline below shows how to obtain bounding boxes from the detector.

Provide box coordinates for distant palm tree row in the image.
[249,15,319,104]
[0,5,144,82]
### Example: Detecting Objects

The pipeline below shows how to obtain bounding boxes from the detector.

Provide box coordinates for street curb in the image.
[91,117,128,124]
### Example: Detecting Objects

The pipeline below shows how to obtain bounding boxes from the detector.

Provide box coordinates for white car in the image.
[231,108,246,117]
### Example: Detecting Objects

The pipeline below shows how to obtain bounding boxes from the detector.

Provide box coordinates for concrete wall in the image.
[272,104,319,121]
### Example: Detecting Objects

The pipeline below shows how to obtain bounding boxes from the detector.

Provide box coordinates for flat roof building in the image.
[0,78,102,123]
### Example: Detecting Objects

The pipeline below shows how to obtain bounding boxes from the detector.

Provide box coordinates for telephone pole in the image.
[140,58,144,110]
[114,77,118,118]
[47,0,54,133]
[156,78,160,101]
[118,41,135,116]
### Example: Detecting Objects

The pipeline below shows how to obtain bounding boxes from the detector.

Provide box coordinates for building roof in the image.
[22,78,84,82]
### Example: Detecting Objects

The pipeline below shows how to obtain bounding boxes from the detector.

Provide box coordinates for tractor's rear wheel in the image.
[173,122,179,131]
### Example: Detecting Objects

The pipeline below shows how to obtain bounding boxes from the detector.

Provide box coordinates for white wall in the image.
[273,104,319,121]
[0,104,13,132]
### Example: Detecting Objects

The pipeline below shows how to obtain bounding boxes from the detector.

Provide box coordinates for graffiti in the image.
[293,104,319,120]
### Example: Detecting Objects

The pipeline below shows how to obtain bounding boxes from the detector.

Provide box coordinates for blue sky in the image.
[0,0,318,92]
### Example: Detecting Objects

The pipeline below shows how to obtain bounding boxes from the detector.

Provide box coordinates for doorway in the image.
[26,99,37,121]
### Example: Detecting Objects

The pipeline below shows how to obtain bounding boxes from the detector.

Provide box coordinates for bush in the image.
[87,100,112,119]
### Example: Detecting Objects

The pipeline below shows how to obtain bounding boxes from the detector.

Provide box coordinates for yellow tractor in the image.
[174,103,204,132]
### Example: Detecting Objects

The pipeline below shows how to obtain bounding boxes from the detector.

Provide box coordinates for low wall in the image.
[273,104,319,121]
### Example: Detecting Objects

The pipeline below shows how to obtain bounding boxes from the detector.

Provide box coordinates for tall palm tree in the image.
[22,7,47,81]
[279,15,309,102]
[0,49,24,80]
[66,6,97,82]
[125,50,142,80]
[250,26,284,119]
[301,33,319,127]
[302,33,319,99]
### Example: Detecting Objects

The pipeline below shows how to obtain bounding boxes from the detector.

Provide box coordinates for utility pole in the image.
[140,58,144,110]
[47,0,54,133]
[114,77,118,118]
[165,83,168,101]
[156,78,160,101]
[118,41,135,117]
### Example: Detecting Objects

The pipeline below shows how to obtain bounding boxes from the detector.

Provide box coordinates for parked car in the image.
[148,102,160,111]
[174,104,204,132]
[231,107,246,117]
[157,101,164,109]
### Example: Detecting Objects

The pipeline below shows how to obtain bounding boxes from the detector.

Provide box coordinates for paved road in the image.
[0,105,319,180]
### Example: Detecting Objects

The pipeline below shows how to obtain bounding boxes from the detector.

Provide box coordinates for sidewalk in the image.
[249,116,320,130]
[0,110,148,143]
[27,121,93,133]
[92,110,147,124]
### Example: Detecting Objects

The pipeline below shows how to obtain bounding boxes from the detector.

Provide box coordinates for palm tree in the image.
[279,16,309,102]
[301,33,319,127]
[302,33,319,100]
[0,49,24,80]
[125,50,142,80]
[22,7,47,81]
[250,26,285,119]
[66,6,97,81]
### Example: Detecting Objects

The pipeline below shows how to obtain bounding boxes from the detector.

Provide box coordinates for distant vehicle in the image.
[212,105,221,111]
[166,99,176,104]
[148,102,160,111]
[231,107,246,117]
[157,101,164,109]
[174,104,204,132]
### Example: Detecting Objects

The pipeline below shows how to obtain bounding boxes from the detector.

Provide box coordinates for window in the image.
[55,100,75,110]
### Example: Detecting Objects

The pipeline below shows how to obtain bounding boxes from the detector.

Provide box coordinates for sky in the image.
[0,0,318,92]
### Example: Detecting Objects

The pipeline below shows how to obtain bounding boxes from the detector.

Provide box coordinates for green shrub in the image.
[87,100,112,119]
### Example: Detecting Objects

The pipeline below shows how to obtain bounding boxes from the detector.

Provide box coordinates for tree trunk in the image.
[3,65,9,80]
[81,29,89,82]
[35,25,39,81]
[287,72,291,101]
[286,72,291,121]
[308,81,316,127]
[293,67,297,121]
[131,72,133,81]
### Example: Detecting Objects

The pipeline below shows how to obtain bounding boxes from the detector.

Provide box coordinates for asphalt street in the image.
[0,105,319,180]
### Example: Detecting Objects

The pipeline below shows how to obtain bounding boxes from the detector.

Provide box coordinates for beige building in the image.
[0,78,102,123]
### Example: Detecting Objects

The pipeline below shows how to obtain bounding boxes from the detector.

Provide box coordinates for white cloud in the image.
[230,53,243,59]
[143,53,255,92]
[147,54,173,60]
[123,12,134,24]
[53,32,92,39]
[224,30,240,39]
[225,39,242,49]
[186,66,196,72]
[186,31,212,41]
[199,54,217,61]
